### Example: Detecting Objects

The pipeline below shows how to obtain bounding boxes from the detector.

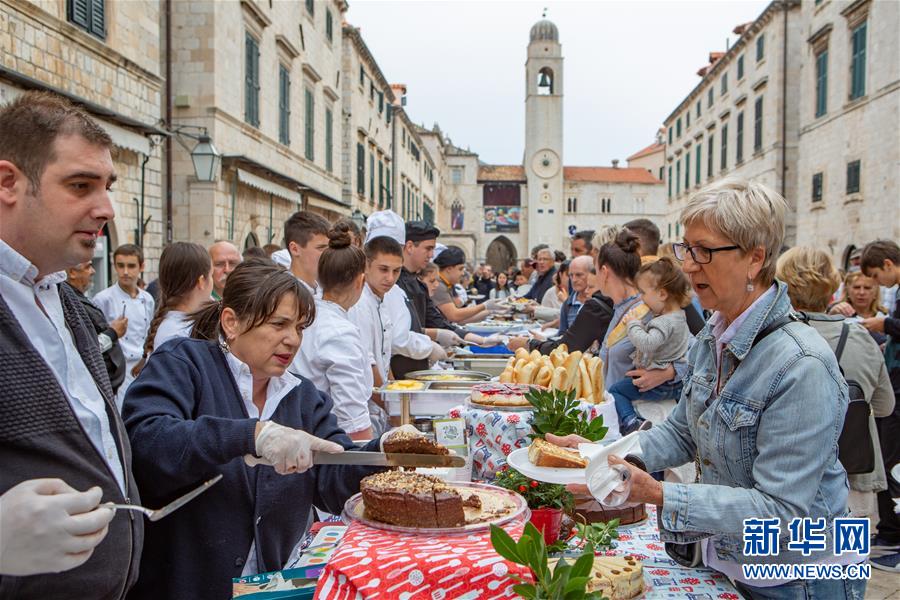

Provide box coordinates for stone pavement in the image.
[868,569,900,599]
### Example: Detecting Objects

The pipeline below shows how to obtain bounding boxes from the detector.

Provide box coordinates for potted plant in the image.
[526,388,608,442]
[493,467,574,545]
[490,522,607,600]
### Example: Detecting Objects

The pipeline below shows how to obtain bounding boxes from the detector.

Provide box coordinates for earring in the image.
[746,278,754,292]
[219,338,231,354]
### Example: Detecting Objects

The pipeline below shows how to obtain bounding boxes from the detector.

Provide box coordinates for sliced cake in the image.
[360,471,466,528]
[382,429,449,455]
[528,438,588,468]
[470,382,533,407]
[588,555,644,599]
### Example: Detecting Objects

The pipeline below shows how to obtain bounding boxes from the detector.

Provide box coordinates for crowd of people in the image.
[2,91,899,599]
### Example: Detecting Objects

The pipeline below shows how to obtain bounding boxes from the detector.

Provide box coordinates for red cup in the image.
[529,507,563,545]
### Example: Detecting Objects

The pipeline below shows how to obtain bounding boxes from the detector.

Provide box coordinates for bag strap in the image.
[834,322,850,364]
[751,313,798,349]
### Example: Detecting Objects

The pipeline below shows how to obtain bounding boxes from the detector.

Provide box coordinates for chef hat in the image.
[432,242,447,261]
[434,246,466,268]
[365,210,405,245]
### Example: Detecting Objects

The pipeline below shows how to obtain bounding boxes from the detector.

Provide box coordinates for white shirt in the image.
[292,299,373,433]
[348,283,393,382]
[223,346,302,577]
[384,285,433,360]
[0,240,126,493]
[93,283,155,408]
[153,310,190,351]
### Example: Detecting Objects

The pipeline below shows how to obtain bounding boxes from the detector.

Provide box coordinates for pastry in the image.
[385,380,426,391]
[527,438,588,468]
[588,555,644,599]
[382,429,449,455]
[470,383,533,407]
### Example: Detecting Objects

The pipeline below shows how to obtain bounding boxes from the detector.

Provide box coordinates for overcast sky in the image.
[346,0,769,166]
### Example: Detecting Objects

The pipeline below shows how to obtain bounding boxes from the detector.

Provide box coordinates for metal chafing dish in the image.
[405,369,492,382]
[447,355,512,377]
[380,379,485,424]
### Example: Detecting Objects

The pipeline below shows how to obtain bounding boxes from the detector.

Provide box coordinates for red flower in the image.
[618,534,632,541]
[649,569,670,576]
[475,423,487,437]
[530,480,539,488]
[518,485,527,492]
[449,409,461,418]
[501,443,512,455]
[680,577,700,585]
[718,594,739,600]
[506,414,521,424]
[646,543,663,550]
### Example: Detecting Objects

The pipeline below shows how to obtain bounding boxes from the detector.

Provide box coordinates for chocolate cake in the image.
[360,471,466,528]
[382,430,449,455]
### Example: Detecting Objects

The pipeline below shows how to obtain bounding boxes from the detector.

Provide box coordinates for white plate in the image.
[506,446,588,485]
[892,463,900,483]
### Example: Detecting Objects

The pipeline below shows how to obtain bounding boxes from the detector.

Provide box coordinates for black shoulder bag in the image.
[832,322,875,474]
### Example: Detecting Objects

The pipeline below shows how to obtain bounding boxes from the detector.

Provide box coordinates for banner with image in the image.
[484,206,520,233]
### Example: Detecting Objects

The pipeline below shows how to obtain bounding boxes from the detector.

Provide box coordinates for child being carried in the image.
[611,257,692,434]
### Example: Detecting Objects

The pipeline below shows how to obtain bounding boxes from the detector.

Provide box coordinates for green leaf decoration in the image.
[527,387,608,442]
[512,583,538,599]
[570,545,595,579]
[490,524,521,563]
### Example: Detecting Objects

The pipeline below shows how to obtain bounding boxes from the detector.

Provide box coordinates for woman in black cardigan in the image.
[122,259,398,599]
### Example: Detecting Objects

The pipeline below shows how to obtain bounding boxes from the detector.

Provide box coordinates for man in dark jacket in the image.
[524,247,557,302]
[0,91,142,598]
[64,261,127,394]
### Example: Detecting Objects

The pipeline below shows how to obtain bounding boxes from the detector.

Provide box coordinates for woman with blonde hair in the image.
[830,271,889,345]
[550,179,864,599]
[777,246,894,524]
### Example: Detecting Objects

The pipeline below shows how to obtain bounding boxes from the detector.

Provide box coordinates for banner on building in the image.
[484,206,520,233]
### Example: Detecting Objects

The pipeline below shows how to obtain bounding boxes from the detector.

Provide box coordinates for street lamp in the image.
[170,125,221,182]
[190,135,220,182]
[351,208,366,231]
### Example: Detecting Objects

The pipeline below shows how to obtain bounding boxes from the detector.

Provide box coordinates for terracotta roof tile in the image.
[477,165,526,182]
[564,166,661,184]
[626,142,664,162]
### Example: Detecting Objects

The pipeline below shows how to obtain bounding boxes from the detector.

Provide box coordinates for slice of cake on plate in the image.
[528,438,588,468]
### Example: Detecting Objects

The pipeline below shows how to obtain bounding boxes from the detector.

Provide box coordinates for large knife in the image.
[244,451,465,468]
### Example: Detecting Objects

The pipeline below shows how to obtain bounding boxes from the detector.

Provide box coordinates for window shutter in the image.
[721,125,728,170]
[707,135,714,178]
[69,0,90,29]
[325,109,333,172]
[736,112,744,163]
[695,144,701,185]
[89,0,105,37]
[356,143,365,194]
[816,50,828,117]
[305,89,314,160]
[684,153,690,189]
[754,97,763,152]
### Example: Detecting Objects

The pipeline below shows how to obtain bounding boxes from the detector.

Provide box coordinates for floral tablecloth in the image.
[450,397,620,480]
[597,504,739,599]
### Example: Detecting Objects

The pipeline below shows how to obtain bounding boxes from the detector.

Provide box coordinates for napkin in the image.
[580,433,643,506]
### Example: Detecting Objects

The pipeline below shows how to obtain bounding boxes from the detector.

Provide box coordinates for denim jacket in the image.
[640,281,851,566]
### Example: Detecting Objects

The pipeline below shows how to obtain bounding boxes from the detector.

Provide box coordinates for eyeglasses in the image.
[672,242,740,264]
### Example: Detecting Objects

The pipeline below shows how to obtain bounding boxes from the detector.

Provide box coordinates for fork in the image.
[103,474,222,522]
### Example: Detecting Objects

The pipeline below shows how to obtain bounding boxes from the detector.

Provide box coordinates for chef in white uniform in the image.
[292,223,373,440]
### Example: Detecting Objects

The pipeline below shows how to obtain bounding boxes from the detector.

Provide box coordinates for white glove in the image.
[379,424,423,451]
[429,341,448,363]
[255,421,344,475]
[483,298,505,312]
[482,333,508,346]
[0,479,114,576]
[434,329,464,348]
[464,333,486,346]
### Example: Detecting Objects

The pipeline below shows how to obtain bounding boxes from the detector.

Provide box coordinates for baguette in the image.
[519,361,538,385]
[578,359,592,403]
[499,368,514,383]
[535,365,553,387]
[551,366,567,389]
[591,356,605,401]
[563,351,583,392]
[515,347,530,362]
[530,349,542,364]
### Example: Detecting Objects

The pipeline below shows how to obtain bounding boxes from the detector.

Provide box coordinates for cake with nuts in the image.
[360,471,468,528]
[588,555,644,599]
[382,429,449,455]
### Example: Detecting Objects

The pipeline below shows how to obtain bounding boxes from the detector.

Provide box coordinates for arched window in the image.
[537,67,554,95]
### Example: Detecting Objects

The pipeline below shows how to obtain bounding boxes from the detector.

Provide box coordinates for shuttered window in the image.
[675,160,681,196]
[378,160,384,206]
[815,49,828,117]
[707,134,714,178]
[756,34,765,62]
[720,124,728,170]
[278,66,290,145]
[304,89,315,161]
[754,97,763,152]
[846,160,860,194]
[736,112,744,164]
[850,22,866,100]
[812,173,823,202]
[326,10,333,42]
[244,35,260,127]
[695,144,701,185]
[68,0,105,39]
[356,143,365,195]
[369,153,375,201]
[667,165,672,198]
[325,108,333,172]
[684,153,690,190]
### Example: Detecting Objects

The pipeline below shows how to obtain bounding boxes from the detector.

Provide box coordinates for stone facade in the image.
[794,0,899,267]
[662,0,803,245]
[0,0,163,282]
[169,0,348,252]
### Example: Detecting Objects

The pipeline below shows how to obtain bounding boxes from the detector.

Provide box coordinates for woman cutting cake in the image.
[122,259,420,600]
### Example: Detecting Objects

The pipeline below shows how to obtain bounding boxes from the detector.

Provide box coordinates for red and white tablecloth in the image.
[314,517,532,599]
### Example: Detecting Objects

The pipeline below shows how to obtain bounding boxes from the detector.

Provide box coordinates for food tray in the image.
[405,369,492,382]
[380,380,474,419]
[448,355,511,376]
[342,481,528,535]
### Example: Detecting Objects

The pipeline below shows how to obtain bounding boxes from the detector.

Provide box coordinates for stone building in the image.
[434,18,665,269]
[0,0,164,285]
[168,0,348,252]
[627,131,666,182]
[391,92,437,225]
[794,0,899,266]
[662,0,803,246]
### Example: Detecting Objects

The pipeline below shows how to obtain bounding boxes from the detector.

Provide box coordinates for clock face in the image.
[531,149,560,179]
[540,192,552,204]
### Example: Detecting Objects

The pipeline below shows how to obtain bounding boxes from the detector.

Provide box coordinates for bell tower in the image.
[525,15,564,251]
